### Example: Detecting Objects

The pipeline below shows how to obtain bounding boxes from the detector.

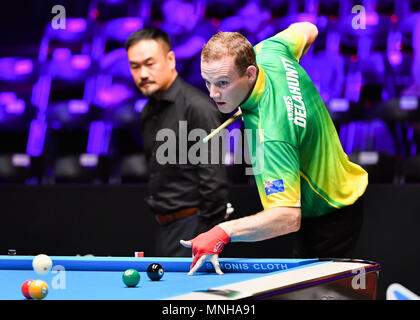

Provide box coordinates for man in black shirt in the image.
[125,27,229,256]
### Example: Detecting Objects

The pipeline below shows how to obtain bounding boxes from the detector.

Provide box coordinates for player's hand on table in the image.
[180,225,230,276]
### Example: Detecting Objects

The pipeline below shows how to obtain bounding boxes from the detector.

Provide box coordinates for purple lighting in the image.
[71,54,91,69]
[14,59,33,75]
[345,71,362,102]
[329,98,349,112]
[97,84,133,107]
[388,51,403,66]
[12,154,30,168]
[0,92,25,114]
[0,58,34,80]
[400,96,418,110]
[0,0,415,190]
[103,0,124,4]
[52,48,71,61]
[365,12,379,26]
[387,31,403,66]
[0,92,17,104]
[79,154,98,168]
[87,121,105,155]
[67,18,87,33]
[297,13,317,24]
[68,99,89,114]
[5,99,25,114]
[123,18,142,32]
[134,99,147,113]
[106,18,144,42]
[26,119,47,157]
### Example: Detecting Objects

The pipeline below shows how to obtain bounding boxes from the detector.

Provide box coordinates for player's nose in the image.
[139,66,150,80]
[209,85,221,100]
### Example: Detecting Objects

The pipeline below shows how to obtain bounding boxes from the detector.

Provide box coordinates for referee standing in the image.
[126,27,229,257]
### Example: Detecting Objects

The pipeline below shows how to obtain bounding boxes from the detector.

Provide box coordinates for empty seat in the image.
[0,154,44,184]
[402,154,420,182]
[119,153,148,183]
[349,151,399,183]
[52,154,110,183]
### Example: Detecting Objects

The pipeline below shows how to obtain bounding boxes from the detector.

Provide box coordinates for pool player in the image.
[181,22,368,275]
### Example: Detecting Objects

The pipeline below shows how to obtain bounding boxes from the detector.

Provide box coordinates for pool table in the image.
[0,256,381,300]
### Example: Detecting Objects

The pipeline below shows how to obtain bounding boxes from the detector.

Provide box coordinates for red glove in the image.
[188,226,231,272]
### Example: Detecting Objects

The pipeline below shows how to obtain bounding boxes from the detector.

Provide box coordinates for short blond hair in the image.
[201,31,257,76]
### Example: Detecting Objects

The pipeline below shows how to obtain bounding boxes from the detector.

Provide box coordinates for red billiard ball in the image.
[21,280,33,299]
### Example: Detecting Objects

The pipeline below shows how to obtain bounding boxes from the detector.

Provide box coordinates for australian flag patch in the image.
[264,179,284,195]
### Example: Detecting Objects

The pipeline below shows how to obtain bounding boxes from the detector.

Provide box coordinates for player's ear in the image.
[167,50,176,70]
[246,65,258,85]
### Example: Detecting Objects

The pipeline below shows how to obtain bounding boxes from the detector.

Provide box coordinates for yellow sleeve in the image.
[274,22,318,62]
[274,26,313,62]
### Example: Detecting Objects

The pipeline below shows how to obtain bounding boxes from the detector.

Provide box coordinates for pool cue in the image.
[203,109,243,143]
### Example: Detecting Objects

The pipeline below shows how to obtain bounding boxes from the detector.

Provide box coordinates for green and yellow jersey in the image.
[240,27,368,218]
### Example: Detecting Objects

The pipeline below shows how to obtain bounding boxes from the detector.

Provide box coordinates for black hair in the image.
[125,27,172,51]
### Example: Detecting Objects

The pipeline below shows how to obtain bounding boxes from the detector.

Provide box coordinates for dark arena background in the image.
[0,0,419,301]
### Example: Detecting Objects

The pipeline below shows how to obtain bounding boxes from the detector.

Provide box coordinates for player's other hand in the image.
[180,225,230,276]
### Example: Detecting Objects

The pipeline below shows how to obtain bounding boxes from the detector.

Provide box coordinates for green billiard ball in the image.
[122,269,140,287]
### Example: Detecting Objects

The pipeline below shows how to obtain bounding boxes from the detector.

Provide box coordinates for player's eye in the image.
[217,81,229,88]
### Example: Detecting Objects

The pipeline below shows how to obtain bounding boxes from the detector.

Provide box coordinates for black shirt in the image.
[140,75,228,223]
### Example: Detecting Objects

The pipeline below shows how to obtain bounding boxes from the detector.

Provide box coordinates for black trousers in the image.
[154,213,225,257]
[293,195,365,259]
[155,214,198,257]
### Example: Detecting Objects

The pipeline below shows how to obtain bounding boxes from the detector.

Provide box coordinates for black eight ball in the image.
[147,263,164,281]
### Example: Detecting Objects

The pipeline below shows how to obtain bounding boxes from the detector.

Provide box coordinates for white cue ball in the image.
[32,254,53,275]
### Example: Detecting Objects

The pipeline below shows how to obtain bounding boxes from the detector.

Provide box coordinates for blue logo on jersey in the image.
[264,179,284,195]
